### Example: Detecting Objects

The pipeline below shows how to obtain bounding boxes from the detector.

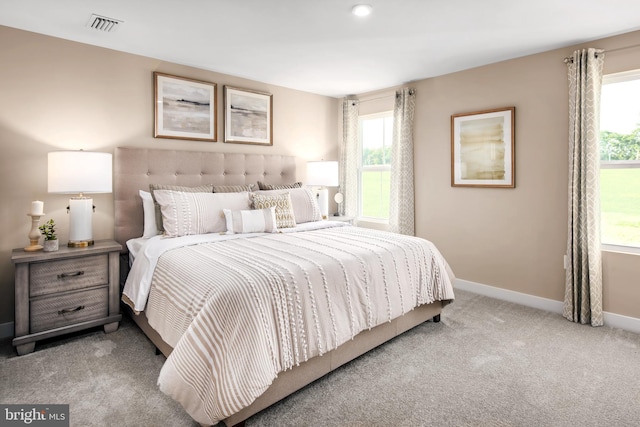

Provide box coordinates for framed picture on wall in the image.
[154,72,217,142]
[224,86,273,145]
[451,107,515,188]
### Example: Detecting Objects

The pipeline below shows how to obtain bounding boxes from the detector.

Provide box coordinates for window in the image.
[358,112,393,220]
[599,70,640,248]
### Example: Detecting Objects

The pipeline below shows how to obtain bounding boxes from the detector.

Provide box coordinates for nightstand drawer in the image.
[30,287,108,333]
[30,254,108,297]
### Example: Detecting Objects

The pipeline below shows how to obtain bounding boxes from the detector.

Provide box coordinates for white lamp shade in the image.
[306,160,339,187]
[48,151,113,194]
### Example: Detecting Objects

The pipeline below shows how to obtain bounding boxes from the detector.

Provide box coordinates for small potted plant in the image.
[39,219,58,252]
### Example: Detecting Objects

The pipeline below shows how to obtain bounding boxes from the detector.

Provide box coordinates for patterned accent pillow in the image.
[223,207,278,234]
[256,188,321,223]
[153,190,251,237]
[149,184,214,232]
[251,192,297,228]
[257,181,303,190]
[213,184,256,193]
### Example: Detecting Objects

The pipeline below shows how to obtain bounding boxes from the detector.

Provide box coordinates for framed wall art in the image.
[224,86,273,145]
[451,107,515,188]
[154,72,217,142]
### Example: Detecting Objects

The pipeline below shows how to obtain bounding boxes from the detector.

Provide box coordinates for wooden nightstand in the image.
[11,240,122,355]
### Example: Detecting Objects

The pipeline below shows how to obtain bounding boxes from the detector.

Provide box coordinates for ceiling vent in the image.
[86,14,123,32]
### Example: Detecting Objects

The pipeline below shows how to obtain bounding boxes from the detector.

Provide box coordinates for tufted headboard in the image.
[113,147,297,251]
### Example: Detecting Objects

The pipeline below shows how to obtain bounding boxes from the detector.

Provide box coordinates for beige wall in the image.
[2,24,638,328]
[0,26,339,325]
[410,30,640,319]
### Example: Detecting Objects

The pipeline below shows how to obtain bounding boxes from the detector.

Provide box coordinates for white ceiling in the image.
[1,0,640,98]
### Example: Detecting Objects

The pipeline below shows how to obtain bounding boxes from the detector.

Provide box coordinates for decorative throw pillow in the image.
[256,188,321,223]
[223,207,278,234]
[251,192,297,228]
[139,190,161,238]
[153,190,251,237]
[257,181,303,190]
[149,184,214,232]
[213,184,256,193]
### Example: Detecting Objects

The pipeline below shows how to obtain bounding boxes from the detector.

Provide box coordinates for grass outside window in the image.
[361,170,390,219]
[600,168,640,247]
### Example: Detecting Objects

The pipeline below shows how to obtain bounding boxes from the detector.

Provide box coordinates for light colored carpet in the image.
[1,290,639,426]
[0,316,198,426]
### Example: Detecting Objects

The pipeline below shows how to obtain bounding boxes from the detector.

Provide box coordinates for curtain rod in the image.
[563,43,640,63]
[353,94,395,104]
[348,88,416,104]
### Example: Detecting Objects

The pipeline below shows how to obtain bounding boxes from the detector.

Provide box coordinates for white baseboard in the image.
[455,279,640,335]
[2,282,637,339]
[602,311,640,335]
[0,322,13,340]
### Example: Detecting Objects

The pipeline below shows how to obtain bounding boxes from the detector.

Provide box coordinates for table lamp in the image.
[306,160,338,219]
[48,150,112,247]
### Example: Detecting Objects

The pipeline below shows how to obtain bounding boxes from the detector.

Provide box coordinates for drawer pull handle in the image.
[58,305,85,315]
[58,271,85,279]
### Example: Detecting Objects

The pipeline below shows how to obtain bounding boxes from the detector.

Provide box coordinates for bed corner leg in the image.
[155,346,161,356]
[432,314,441,323]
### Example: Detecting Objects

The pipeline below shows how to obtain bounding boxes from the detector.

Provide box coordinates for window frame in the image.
[357,111,393,222]
[599,69,640,252]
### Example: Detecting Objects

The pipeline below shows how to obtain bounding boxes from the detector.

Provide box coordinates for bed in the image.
[114,147,455,426]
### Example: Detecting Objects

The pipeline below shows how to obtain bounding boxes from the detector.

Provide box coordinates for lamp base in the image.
[68,197,94,247]
[67,240,94,248]
[316,188,329,220]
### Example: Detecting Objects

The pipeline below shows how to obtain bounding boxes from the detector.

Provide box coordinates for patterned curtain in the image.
[340,98,359,217]
[389,88,416,235]
[564,48,604,327]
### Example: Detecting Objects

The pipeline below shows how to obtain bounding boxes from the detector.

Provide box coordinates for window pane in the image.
[361,169,391,219]
[600,72,640,247]
[362,117,392,166]
[601,78,640,135]
[600,78,640,161]
[359,112,393,220]
[600,168,640,246]
[384,116,393,163]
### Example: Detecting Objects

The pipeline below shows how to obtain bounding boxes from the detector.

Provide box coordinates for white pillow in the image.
[256,187,322,223]
[153,190,251,237]
[149,183,214,232]
[139,190,160,238]
[223,207,278,234]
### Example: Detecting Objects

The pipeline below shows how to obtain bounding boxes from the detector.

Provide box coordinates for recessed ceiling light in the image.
[352,4,373,17]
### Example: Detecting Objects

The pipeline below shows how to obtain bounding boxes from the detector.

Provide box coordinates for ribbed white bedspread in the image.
[126,224,455,425]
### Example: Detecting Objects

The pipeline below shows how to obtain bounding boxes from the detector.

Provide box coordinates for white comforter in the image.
[123,222,455,425]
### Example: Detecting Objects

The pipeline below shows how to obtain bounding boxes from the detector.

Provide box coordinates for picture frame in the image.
[451,107,515,188]
[224,86,273,145]
[154,72,217,142]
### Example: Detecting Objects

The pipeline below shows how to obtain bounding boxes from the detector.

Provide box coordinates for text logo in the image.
[0,405,68,427]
